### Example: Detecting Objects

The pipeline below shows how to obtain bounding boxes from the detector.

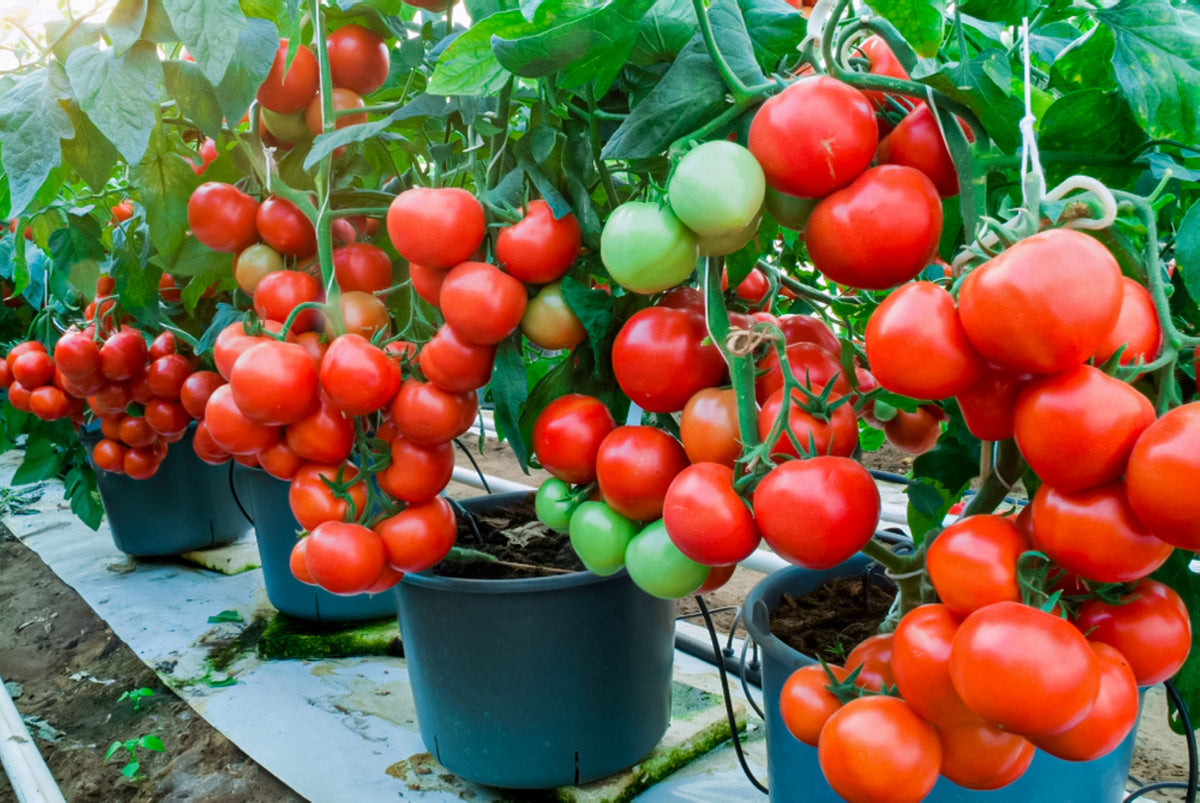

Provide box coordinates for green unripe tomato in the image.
[764,186,818,232]
[600,202,699,294]
[625,519,711,599]
[261,107,315,143]
[668,141,766,238]
[535,477,574,533]
[699,213,762,257]
[568,501,639,576]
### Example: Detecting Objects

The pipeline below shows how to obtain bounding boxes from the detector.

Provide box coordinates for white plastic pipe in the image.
[0,673,67,803]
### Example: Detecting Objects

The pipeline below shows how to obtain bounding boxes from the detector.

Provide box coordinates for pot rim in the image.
[400,565,627,595]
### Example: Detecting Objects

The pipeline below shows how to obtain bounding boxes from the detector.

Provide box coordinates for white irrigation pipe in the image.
[0,673,66,803]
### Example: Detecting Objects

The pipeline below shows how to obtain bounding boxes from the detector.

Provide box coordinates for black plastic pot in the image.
[395,491,677,789]
[743,558,1141,803]
[80,425,249,557]
[231,464,396,623]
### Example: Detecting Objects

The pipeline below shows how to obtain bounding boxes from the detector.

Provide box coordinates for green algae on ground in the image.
[256,613,400,661]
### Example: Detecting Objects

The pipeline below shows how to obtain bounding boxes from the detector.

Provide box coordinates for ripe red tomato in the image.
[29,386,72,420]
[818,696,941,803]
[92,382,131,414]
[1034,642,1139,762]
[495,200,582,284]
[877,103,963,197]
[123,446,162,480]
[256,440,303,480]
[779,664,847,746]
[955,366,1027,441]
[387,187,485,270]
[257,41,319,114]
[844,633,895,692]
[1074,579,1191,686]
[926,515,1031,617]
[289,538,317,584]
[856,35,913,112]
[409,262,448,307]
[285,398,354,464]
[146,354,191,400]
[6,381,32,412]
[231,340,320,425]
[376,497,457,573]
[390,378,478,447]
[755,342,849,404]
[99,330,148,383]
[192,420,231,464]
[865,281,983,399]
[1124,401,1200,550]
[305,87,368,137]
[532,394,616,484]
[937,721,1034,791]
[92,439,127,474]
[747,76,878,198]
[147,331,177,361]
[612,306,727,413]
[128,372,155,405]
[950,601,1100,736]
[595,426,690,522]
[288,463,368,532]
[1093,276,1161,366]
[117,415,157,449]
[187,182,260,254]
[662,462,761,565]
[157,273,183,303]
[143,399,190,437]
[203,383,281,455]
[330,290,391,340]
[191,137,218,176]
[326,24,389,96]
[757,388,858,459]
[318,333,400,416]
[1014,364,1154,491]
[439,261,528,345]
[256,196,316,258]
[110,199,134,223]
[957,229,1123,374]
[377,437,455,504]
[777,314,840,355]
[679,387,743,468]
[11,349,54,388]
[418,325,496,393]
[752,456,880,569]
[254,270,323,334]
[303,521,386,595]
[333,243,393,293]
[806,165,942,290]
[883,406,941,454]
[180,371,224,419]
[892,604,979,727]
[54,331,101,379]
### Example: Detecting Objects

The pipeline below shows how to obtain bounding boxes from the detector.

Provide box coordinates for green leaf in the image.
[0,66,74,217]
[1152,550,1200,734]
[106,0,149,56]
[121,761,140,778]
[958,0,1037,25]
[48,219,105,271]
[207,609,244,623]
[912,440,978,494]
[1097,0,1200,144]
[110,235,162,328]
[631,0,695,66]
[47,20,105,64]
[916,49,1023,151]
[163,235,232,277]
[131,128,202,264]
[13,438,64,485]
[65,42,163,165]
[905,479,954,543]
[105,742,123,762]
[163,60,224,140]
[1049,22,1115,93]
[560,274,615,375]
[1177,203,1200,304]
[162,0,247,86]
[865,0,945,58]
[1037,89,1143,184]
[64,466,104,530]
[305,94,457,168]
[142,0,179,41]
[491,334,530,470]
[60,103,120,194]
[196,303,242,355]
[738,0,806,71]
[215,18,280,125]
[138,735,165,751]
[426,12,530,96]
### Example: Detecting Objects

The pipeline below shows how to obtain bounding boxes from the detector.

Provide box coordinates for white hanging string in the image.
[1019,16,1046,214]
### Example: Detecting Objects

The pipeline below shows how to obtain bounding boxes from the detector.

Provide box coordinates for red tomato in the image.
[192,420,232,464]
[877,104,963,197]
[613,306,727,413]
[285,398,354,464]
[390,378,478,447]
[11,350,54,388]
[496,200,582,284]
[439,262,528,345]
[231,340,320,425]
[1014,365,1154,491]
[377,437,455,504]
[289,538,317,585]
[387,187,485,270]
[180,371,224,419]
[1124,402,1200,550]
[696,563,736,594]
[883,406,941,454]
[257,440,304,481]
[1034,642,1139,762]
[117,415,157,449]
[418,325,496,393]
[110,199,134,223]
[98,330,147,383]
[288,463,368,531]
[92,438,127,474]
[303,521,386,595]
[926,515,1031,617]
[755,342,848,404]
[254,270,323,334]
[1074,579,1191,686]
[256,196,316,258]
[146,354,191,400]
[892,604,979,726]
[747,76,878,198]
[54,331,101,379]
[157,273,182,303]
[532,394,616,485]
[191,137,218,176]
[409,262,448,307]
[856,35,912,112]
[203,384,281,455]
[950,601,1100,736]
[142,399,188,437]
[679,387,743,468]
[257,41,319,114]
[865,281,983,399]
[957,229,1123,374]
[331,290,391,340]
[955,366,1027,441]
[595,426,690,522]
[326,24,389,95]
[752,456,880,569]
[779,664,847,746]
[128,372,154,405]
[0,360,11,390]
[124,446,162,480]
[1031,482,1172,583]
[376,497,457,573]
[844,633,895,692]
[147,331,177,361]
[333,243,393,293]
[937,721,1034,790]
[818,696,941,803]
[662,463,761,566]
[757,388,858,459]
[187,183,260,254]
[806,165,942,290]
[29,386,72,420]
[6,381,32,412]
[318,334,400,416]
[92,381,131,414]
[777,314,840,355]
[1093,276,1161,366]
[304,87,368,137]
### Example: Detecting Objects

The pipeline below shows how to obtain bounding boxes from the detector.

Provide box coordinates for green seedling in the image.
[104,734,164,781]
[117,687,154,711]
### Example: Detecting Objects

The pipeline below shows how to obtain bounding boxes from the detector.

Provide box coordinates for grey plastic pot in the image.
[395,491,677,790]
[80,424,249,557]
[743,557,1141,803]
[230,463,395,623]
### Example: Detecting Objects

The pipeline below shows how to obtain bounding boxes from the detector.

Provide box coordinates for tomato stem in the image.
[690,0,757,105]
[701,256,763,464]
[962,439,1025,518]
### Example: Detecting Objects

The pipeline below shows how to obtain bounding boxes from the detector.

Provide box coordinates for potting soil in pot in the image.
[768,573,896,660]
[430,495,585,579]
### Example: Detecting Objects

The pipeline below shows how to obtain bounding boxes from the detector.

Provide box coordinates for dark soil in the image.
[431,494,586,580]
[0,524,301,803]
[768,573,897,663]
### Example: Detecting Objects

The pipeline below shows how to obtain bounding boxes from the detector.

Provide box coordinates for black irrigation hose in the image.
[452,438,491,494]
[1124,681,1198,803]
[227,463,254,524]
[696,595,769,795]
